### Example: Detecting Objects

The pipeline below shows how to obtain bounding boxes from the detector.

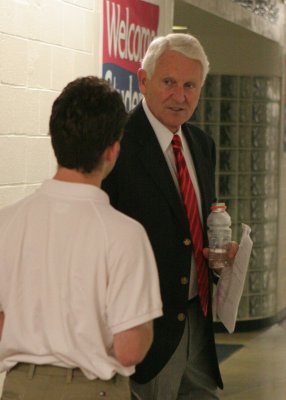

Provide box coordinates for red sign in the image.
[103,0,159,110]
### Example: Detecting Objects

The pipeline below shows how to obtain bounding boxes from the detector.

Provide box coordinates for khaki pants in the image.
[1,363,131,400]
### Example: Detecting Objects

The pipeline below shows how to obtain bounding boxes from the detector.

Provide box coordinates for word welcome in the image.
[106,0,156,62]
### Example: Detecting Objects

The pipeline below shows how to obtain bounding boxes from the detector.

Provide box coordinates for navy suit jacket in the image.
[102,102,223,387]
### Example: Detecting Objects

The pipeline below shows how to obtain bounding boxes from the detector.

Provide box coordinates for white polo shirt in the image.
[0,180,162,380]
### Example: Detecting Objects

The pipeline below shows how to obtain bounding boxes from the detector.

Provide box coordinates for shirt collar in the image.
[40,179,109,203]
[142,99,183,152]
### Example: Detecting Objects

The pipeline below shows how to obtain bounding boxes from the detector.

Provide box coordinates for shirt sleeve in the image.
[106,221,163,335]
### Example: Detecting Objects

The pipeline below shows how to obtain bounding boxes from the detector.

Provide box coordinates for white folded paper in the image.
[214,223,253,333]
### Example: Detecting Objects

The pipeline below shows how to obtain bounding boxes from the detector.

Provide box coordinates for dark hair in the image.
[49,76,127,173]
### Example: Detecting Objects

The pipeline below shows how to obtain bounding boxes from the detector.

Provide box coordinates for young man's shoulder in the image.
[0,191,36,225]
[103,203,147,237]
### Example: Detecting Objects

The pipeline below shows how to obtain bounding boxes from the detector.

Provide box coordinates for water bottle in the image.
[207,202,232,269]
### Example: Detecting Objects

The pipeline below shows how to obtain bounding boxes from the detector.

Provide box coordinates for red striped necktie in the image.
[171,134,208,316]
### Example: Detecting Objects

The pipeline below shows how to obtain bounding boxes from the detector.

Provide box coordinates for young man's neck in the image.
[53,167,102,187]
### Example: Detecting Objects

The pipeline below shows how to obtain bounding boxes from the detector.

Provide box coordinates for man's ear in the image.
[137,68,147,95]
[105,141,120,163]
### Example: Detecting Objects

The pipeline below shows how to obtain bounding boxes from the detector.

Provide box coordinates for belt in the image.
[12,362,85,382]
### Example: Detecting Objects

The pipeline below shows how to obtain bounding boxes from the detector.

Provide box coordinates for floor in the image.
[0,321,286,399]
[216,319,286,400]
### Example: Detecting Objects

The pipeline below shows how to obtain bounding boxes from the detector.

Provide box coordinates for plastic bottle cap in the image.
[211,202,226,211]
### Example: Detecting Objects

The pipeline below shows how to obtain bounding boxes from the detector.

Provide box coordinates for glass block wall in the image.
[191,75,281,322]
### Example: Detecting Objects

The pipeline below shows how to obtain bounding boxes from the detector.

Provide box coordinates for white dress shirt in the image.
[142,99,204,299]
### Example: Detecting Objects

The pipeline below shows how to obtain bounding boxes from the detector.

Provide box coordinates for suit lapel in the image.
[131,106,189,232]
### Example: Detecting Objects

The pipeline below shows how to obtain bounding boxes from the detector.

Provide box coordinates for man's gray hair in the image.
[141,33,209,86]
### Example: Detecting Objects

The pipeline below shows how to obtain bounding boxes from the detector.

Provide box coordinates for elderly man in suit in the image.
[103,33,236,400]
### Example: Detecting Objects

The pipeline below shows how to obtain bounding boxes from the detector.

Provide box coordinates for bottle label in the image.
[208,231,231,248]
[208,248,228,269]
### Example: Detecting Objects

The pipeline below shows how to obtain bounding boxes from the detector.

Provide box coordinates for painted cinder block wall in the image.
[0,0,100,207]
[0,0,173,208]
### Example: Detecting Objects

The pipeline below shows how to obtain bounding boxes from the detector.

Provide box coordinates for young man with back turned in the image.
[0,76,162,400]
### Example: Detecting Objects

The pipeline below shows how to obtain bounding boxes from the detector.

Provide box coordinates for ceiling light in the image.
[172,25,188,31]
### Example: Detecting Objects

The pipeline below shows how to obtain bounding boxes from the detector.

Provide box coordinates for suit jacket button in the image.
[177,313,186,322]
[183,238,191,246]
[180,276,189,285]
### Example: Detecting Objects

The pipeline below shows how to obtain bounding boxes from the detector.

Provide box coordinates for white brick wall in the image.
[0,0,173,209]
[0,0,100,208]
